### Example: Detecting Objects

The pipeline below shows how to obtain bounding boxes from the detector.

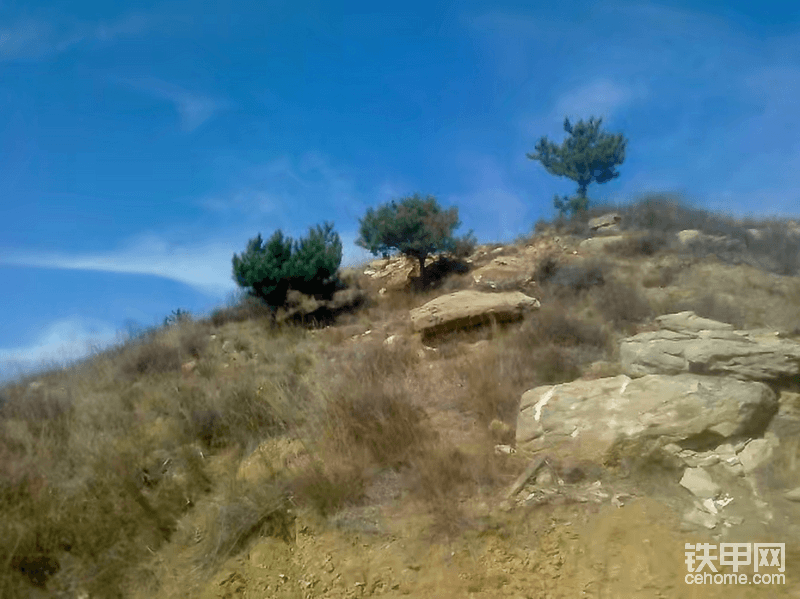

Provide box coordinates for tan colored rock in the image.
[470,253,536,290]
[181,360,197,375]
[655,311,734,332]
[578,235,628,252]
[516,374,778,462]
[410,290,540,336]
[737,436,778,473]
[621,312,800,382]
[680,467,720,499]
[588,212,622,234]
[363,255,435,290]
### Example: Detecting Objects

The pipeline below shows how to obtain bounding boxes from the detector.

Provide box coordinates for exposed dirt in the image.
[168,494,799,599]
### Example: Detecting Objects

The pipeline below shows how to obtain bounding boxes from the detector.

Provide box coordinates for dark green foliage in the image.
[232,222,343,308]
[527,117,628,217]
[356,193,467,283]
[286,222,344,295]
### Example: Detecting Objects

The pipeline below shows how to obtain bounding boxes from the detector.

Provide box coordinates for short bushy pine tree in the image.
[232,222,342,308]
[356,193,472,284]
[527,116,628,217]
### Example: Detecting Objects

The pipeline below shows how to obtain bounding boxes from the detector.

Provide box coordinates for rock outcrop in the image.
[516,373,778,462]
[620,311,800,382]
[588,212,622,234]
[410,290,540,337]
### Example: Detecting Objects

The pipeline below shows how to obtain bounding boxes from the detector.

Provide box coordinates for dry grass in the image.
[2,217,797,596]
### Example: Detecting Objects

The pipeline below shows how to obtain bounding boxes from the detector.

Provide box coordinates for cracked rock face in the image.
[620,311,800,382]
[409,290,540,337]
[516,373,778,462]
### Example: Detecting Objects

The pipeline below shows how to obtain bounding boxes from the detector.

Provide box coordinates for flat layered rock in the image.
[516,374,777,462]
[621,311,800,382]
[588,212,622,233]
[410,290,540,336]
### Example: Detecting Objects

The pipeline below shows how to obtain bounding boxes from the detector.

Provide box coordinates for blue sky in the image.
[2,0,799,382]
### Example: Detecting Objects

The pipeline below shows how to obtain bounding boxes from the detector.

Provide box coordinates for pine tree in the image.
[232,222,342,308]
[356,193,471,284]
[527,117,628,217]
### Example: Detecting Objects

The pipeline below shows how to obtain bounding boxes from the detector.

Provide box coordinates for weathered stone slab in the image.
[410,290,540,336]
[621,312,800,382]
[516,374,778,462]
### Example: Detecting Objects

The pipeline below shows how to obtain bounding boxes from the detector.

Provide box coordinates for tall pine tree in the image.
[527,117,628,217]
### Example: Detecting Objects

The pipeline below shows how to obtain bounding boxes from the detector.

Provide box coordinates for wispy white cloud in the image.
[0,317,122,383]
[0,236,239,297]
[0,13,155,62]
[551,78,649,124]
[0,222,375,305]
[118,78,231,132]
[200,152,365,222]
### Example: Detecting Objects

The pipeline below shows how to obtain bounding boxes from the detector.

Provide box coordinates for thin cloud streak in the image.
[0,13,155,61]
[0,317,122,383]
[118,78,231,132]
[0,238,238,297]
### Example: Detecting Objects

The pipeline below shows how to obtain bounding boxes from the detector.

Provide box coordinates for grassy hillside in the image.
[2,195,799,598]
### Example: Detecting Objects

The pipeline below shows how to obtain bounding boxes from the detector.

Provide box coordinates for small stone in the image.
[701,498,718,514]
[721,461,745,477]
[696,454,720,467]
[680,467,720,499]
[714,443,735,456]
[738,438,775,473]
[662,443,683,455]
[684,507,718,529]
[784,487,800,502]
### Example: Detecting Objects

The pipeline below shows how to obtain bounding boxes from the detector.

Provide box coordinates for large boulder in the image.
[410,290,540,337]
[578,235,629,253]
[471,254,536,291]
[588,212,622,234]
[470,239,570,290]
[621,311,800,383]
[676,229,747,253]
[363,255,435,291]
[516,374,778,462]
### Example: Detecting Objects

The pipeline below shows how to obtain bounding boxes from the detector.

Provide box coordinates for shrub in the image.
[673,293,745,328]
[546,260,606,296]
[327,384,432,469]
[593,279,653,327]
[118,340,182,378]
[533,254,561,285]
[290,461,366,517]
[525,305,610,348]
[531,345,581,384]
[178,327,208,359]
[210,295,275,326]
[163,308,191,328]
[605,231,670,257]
[232,222,343,309]
[451,231,478,259]
[356,193,466,286]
